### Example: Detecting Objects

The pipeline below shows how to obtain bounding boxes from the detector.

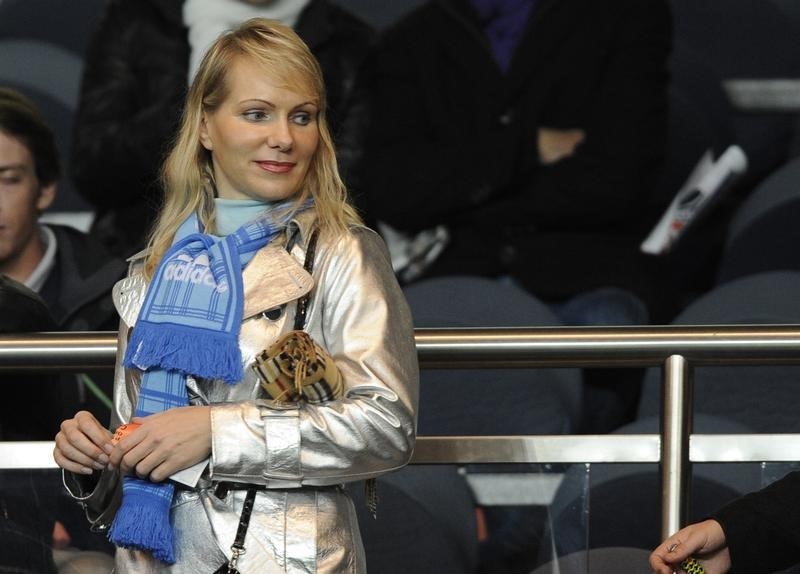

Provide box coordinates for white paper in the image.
[641,145,748,255]
[170,459,208,487]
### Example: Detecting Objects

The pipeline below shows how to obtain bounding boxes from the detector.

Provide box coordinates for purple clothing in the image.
[468,0,536,72]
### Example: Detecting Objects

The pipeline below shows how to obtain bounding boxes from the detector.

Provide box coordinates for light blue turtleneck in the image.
[213,197,274,236]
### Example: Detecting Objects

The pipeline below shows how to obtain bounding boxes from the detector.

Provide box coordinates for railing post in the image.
[661,354,693,539]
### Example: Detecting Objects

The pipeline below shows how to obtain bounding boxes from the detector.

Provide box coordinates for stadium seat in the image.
[717,157,800,284]
[637,271,800,432]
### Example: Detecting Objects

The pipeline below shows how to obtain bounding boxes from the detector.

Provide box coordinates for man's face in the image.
[0,130,54,269]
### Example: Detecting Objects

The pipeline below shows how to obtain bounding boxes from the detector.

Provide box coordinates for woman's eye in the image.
[291,112,312,126]
[243,110,270,121]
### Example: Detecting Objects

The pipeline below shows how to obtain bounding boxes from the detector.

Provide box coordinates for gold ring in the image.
[667,542,679,553]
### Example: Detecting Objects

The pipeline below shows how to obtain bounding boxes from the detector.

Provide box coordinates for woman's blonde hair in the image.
[143,18,361,277]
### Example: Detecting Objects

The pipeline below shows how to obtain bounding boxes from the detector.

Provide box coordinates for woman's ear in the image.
[36,182,56,212]
[199,113,213,151]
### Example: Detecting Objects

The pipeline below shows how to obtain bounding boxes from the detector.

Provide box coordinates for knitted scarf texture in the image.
[108,204,303,562]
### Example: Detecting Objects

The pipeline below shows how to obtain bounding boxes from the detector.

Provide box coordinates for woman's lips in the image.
[256,160,295,174]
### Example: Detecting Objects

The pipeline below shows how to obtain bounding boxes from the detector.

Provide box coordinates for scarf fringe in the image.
[109,481,176,564]
[125,321,243,385]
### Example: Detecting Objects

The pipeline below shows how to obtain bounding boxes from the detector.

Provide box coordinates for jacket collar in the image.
[46,225,127,327]
[285,206,318,250]
[118,209,318,326]
[433,0,578,96]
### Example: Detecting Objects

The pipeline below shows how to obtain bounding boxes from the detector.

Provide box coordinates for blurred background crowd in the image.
[2,0,800,572]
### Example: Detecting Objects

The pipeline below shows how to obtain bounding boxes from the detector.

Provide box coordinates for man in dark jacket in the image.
[0,87,123,562]
[0,87,126,418]
[0,275,63,574]
[361,0,671,309]
[71,0,375,257]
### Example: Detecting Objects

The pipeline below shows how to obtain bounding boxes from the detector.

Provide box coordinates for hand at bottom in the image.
[650,519,731,574]
[108,405,211,482]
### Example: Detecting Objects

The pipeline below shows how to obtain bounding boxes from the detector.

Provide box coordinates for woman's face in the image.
[199,56,320,202]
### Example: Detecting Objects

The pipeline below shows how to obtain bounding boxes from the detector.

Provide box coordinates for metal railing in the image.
[3,325,800,539]
[724,78,800,112]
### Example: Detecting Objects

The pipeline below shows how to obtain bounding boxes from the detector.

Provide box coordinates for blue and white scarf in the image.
[108,203,306,563]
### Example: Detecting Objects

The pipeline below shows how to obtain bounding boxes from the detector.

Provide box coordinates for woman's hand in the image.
[53,411,114,474]
[108,405,212,482]
[650,519,731,574]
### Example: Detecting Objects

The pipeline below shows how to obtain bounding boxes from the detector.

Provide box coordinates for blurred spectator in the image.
[71,0,375,257]
[360,0,671,319]
[0,275,62,440]
[0,86,125,421]
[0,276,114,573]
[0,276,61,574]
[0,88,121,561]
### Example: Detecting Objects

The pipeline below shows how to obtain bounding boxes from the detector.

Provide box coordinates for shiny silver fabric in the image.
[64,212,419,573]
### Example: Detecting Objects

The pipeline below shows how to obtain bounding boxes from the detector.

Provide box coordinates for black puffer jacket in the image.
[71,0,375,257]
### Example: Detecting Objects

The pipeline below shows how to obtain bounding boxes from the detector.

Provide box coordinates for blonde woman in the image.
[54,19,418,573]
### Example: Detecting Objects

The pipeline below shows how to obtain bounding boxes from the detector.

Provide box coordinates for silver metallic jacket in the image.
[64,212,419,573]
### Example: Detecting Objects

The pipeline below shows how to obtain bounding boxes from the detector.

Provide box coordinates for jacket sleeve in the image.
[208,228,419,487]
[713,470,800,574]
[71,0,187,211]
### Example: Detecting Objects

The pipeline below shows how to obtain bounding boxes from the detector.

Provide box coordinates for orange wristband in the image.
[111,422,141,445]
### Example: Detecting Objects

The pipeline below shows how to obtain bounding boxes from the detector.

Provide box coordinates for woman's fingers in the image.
[109,407,212,478]
[53,445,95,475]
[74,410,114,453]
[134,451,171,481]
[117,438,157,476]
[111,422,168,476]
[109,424,147,468]
[54,412,113,473]
[114,434,178,481]
[114,427,178,480]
